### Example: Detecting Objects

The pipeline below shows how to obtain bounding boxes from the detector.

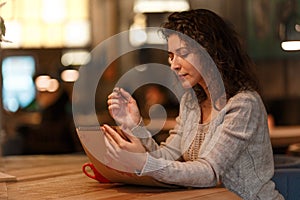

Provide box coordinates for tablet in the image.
[76,125,175,187]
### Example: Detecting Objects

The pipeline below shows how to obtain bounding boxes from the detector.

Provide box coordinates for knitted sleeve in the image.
[131,109,184,161]
[138,92,264,188]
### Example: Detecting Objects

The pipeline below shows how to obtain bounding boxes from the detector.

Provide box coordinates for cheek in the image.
[189,73,205,88]
[194,71,203,82]
[190,66,202,81]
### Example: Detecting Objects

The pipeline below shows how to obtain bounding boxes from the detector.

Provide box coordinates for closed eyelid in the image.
[168,47,191,62]
[168,52,174,58]
[176,47,190,54]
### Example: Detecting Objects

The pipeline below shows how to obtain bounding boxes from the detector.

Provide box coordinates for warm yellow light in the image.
[67,0,89,19]
[64,20,91,47]
[22,23,42,48]
[42,0,66,23]
[129,25,147,47]
[47,79,60,92]
[61,50,91,66]
[0,0,14,19]
[0,0,90,48]
[23,0,41,21]
[134,0,190,13]
[35,75,51,92]
[35,75,60,92]
[61,69,79,82]
[42,24,63,48]
[0,21,22,48]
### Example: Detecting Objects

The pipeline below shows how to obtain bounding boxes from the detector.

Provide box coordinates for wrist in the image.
[130,117,143,132]
[134,152,148,176]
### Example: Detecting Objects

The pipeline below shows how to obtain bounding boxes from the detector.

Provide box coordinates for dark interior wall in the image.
[189,0,300,125]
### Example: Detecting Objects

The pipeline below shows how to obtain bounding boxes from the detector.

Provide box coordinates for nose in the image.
[170,55,181,71]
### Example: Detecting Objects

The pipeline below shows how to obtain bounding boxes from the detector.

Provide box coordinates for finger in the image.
[103,144,117,166]
[112,87,120,93]
[103,128,118,148]
[108,88,124,100]
[119,88,133,102]
[107,94,124,102]
[103,137,115,157]
[111,87,125,98]
[108,92,120,100]
[108,105,120,113]
[107,98,122,106]
[108,93,128,105]
[113,126,131,142]
[103,132,119,159]
[103,124,127,146]
[121,130,138,142]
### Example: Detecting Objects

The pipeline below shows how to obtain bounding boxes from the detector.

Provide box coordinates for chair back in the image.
[272,168,300,200]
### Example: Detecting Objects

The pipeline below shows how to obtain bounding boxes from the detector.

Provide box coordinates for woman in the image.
[103,9,283,199]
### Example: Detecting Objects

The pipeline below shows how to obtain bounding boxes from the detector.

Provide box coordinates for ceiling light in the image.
[129,26,147,47]
[47,79,59,92]
[61,69,79,82]
[61,50,91,66]
[279,1,300,52]
[35,75,51,91]
[133,0,190,13]
[281,41,300,51]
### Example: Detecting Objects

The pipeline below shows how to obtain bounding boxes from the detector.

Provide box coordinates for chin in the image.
[181,82,193,89]
[179,78,196,89]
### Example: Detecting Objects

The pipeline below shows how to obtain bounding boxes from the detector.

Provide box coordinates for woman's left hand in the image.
[102,124,147,173]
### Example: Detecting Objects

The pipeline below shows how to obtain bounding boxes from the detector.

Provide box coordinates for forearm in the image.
[139,154,218,187]
[131,124,184,160]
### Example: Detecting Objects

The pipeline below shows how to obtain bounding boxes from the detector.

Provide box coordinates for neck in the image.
[200,98,212,124]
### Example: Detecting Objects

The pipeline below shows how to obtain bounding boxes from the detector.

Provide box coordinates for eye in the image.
[168,52,174,64]
[177,49,190,58]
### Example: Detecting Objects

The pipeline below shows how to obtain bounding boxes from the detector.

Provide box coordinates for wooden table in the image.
[270,126,300,148]
[0,154,241,199]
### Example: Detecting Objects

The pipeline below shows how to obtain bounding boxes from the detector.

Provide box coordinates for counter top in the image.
[270,126,300,147]
[0,154,241,199]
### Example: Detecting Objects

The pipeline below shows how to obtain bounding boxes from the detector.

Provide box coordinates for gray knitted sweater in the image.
[132,90,284,200]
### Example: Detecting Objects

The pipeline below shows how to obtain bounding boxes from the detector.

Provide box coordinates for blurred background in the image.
[0,0,300,156]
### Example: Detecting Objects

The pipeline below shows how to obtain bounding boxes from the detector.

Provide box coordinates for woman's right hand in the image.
[107,87,141,130]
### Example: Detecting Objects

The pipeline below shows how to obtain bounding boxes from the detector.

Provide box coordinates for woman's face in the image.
[167,34,204,89]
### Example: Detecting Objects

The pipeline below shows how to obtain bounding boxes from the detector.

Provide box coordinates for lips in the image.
[178,73,188,80]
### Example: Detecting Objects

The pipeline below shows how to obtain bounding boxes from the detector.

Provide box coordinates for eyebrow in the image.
[168,47,189,53]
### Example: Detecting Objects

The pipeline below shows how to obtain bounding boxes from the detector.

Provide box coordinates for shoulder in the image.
[226,90,263,109]
[212,91,267,140]
[219,90,266,122]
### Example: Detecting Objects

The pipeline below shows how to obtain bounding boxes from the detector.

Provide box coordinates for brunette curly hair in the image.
[161,9,259,101]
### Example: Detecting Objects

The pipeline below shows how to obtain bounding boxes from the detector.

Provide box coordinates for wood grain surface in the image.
[0,154,241,200]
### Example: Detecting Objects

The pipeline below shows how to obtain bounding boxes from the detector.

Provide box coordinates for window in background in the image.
[2,55,36,112]
[0,0,90,48]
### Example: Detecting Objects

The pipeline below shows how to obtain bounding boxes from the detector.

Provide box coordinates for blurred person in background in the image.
[15,78,82,155]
